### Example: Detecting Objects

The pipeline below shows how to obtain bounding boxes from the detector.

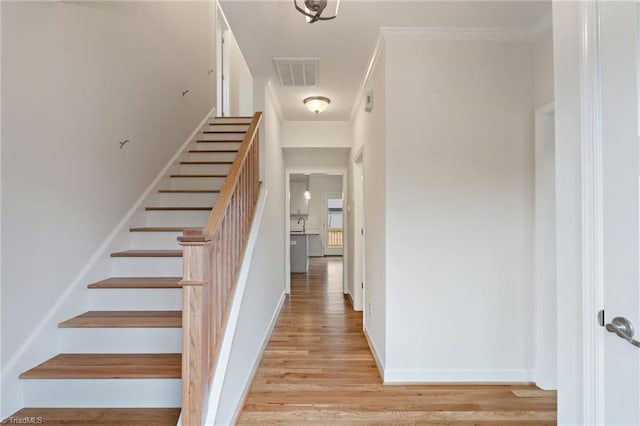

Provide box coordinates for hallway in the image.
[237,257,557,424]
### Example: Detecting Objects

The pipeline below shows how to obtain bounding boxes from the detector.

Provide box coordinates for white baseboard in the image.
[225,291,286,426]
[0,106,216,418]
[363,327,385,381]
[383,368,534,384]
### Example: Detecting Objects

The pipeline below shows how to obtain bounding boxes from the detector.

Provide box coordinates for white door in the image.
[352,159,364,312]
[600,2,640,423]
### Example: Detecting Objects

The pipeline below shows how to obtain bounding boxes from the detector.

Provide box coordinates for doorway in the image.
[352,148,364,313]
[534,102,557,390]
[323,194,344,256]
[285,170,348,295]
[216,4,230,117]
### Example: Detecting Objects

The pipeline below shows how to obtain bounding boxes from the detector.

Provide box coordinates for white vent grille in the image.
[273,58,319,87]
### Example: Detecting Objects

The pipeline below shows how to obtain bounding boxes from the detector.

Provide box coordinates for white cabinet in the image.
[290,182,309,215]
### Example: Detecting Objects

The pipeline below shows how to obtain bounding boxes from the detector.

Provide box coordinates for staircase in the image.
[4,116,255,425]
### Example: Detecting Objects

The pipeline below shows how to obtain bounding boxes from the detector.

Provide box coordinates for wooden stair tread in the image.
[208,122,250,126]
[194,140,242,152]
[129,227,200,233]
[110,250,182,258]
[88,277,181,289]
[196,139,242,143]
[4,408,180,425]
[170,174,227,178]
[180,161,233,165]
[189,149,239,153]
[202,130,245,134]
[158,189,220,193]
[20,354,181,379]
[145,206,212,211]
[59,311,181,328]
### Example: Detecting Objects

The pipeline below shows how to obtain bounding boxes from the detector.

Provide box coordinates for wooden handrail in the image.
[178,112,262,425]
[205,112,262,235]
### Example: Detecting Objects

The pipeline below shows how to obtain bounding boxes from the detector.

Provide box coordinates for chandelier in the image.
[294,0,341,23]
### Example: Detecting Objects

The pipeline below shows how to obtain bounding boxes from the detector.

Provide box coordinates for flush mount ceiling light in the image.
[294,0,340,24]
[304,96,330,114]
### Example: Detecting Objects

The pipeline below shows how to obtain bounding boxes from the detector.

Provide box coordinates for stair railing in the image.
[178,112,262,425]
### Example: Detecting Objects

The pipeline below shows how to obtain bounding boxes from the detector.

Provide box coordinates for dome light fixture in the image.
[304,96,331,114]
[294,0,340,24]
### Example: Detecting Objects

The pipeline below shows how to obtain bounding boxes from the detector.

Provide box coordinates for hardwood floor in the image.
[237,257,557,425]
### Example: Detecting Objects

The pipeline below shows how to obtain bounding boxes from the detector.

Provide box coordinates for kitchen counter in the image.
[290,234,309,272]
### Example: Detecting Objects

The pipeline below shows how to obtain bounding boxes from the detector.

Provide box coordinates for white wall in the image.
[281,121,351,148]
[283,148,349,169]
[227,30,253,116]
[351,45,387,369]
[214,82,286,425]
[534,106,557,391]
[552,3,587,423]
[534,29,554,108]
[347,156,364,310]
[1,0,216,368]
[533,27,556,391]
[382,36,534,381]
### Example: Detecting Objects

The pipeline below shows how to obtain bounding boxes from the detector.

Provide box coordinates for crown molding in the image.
[380,26,533,42]
[282,120,350,128]
[266,79,285,125]
[349,33,384,123]
[530,12,553,41]
[349,13,553,123]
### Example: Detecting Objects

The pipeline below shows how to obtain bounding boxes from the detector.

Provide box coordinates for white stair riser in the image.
[145,210,209,227]
[192,141,241,151]
[191,147,238,161]
[89,289,182,310]
[185,152,237,162]
[169,177,227,190]
[178,165,231,175]
[111,257,183,277]
[206,124,249,132]
[198,134,244,141]
[130,231,184,250]
[211,117,252,124]
[60,328,181,353]
[157,193,219,207]
[23,379,180,407]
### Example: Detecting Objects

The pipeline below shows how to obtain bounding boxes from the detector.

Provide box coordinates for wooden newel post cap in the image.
[178,228,212,244]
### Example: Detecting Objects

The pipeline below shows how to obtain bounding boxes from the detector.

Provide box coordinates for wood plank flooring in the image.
[4,408,180,425]
[238,257,557,425]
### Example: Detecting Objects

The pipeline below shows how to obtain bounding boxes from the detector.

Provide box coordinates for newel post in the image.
[179,229,213,426]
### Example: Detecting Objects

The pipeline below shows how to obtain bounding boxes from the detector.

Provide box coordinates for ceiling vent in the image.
[273,58,319,87]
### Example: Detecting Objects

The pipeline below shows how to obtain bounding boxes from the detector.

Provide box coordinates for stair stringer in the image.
[0,107,216,418]
[203,186,268,425]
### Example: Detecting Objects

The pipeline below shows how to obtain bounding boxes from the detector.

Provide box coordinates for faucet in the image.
[297,216,306,233]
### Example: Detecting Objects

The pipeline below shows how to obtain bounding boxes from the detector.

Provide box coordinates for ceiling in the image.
[219,0,551,122]
[291,173,342,182]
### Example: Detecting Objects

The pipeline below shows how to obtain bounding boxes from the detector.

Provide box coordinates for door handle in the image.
[605,316,640,348]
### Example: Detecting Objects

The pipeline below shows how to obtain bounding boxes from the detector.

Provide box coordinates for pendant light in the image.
[304,175,311,200]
